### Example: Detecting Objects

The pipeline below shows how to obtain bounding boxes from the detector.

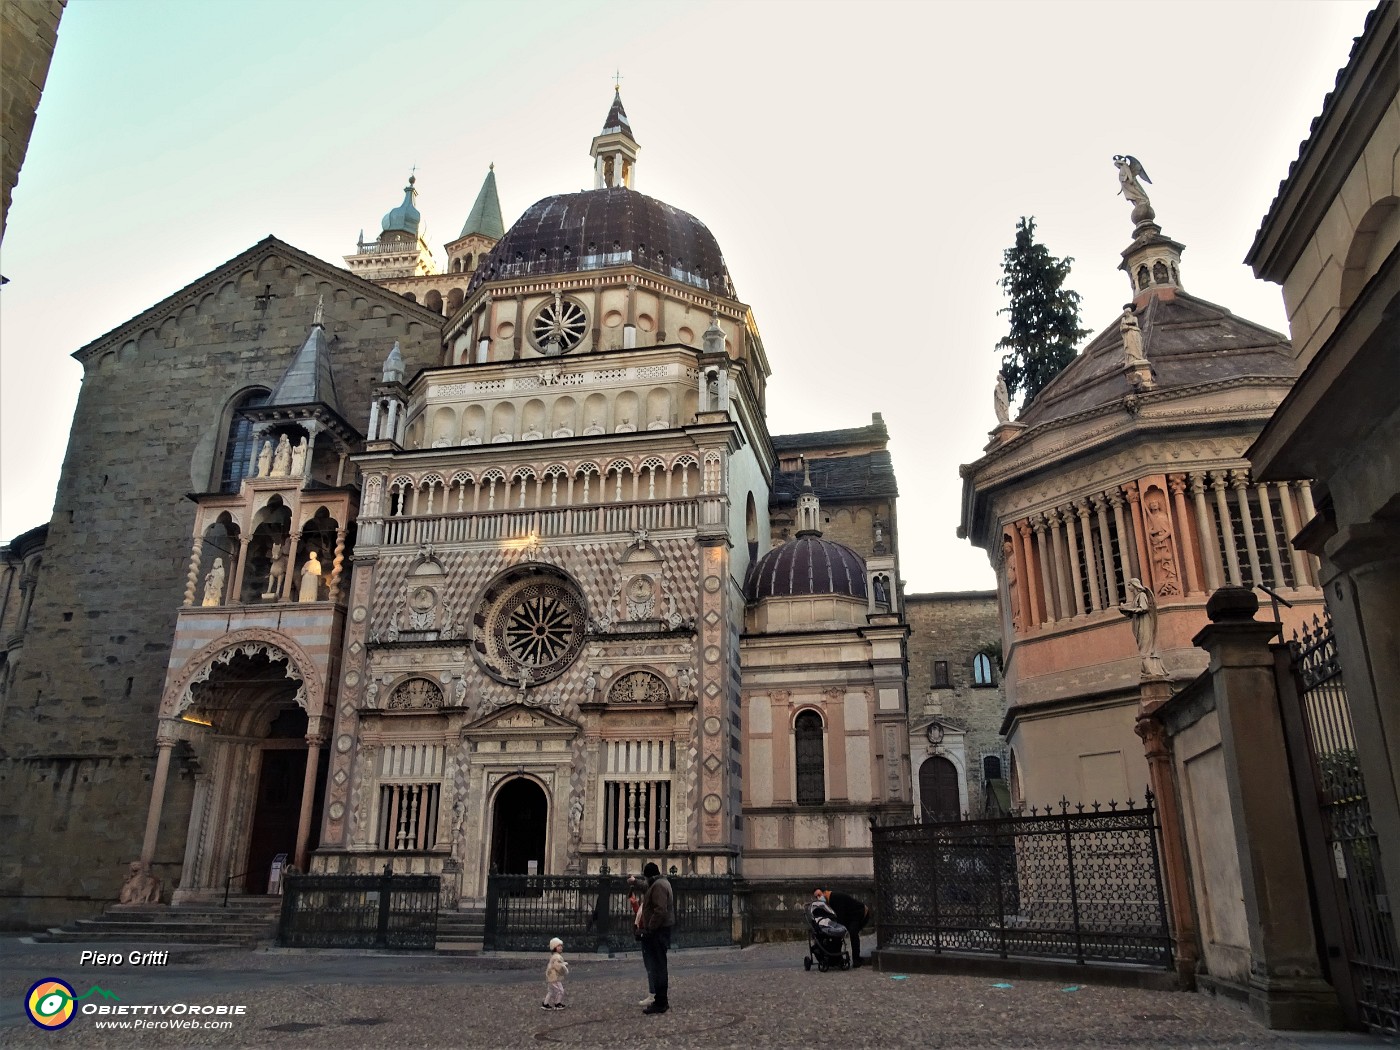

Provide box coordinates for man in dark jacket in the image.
[639,862,674,1013]
[816,888,871,967]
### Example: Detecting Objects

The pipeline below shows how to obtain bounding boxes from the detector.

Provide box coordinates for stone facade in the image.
[0,0,64,242]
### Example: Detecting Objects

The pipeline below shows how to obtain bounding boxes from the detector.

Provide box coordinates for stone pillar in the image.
[1190,472,1222,591]
[1076,500,1102,612]
[139,721,180,864]
[1169,474,1202,596]
[1062,505,1086,617]
[1274,483,1309,588]
[295,727,327,870]
[385,400,401,443]
[1017,520,1042,625]
[623,281,637,349]
[282,532,302,602]
[1136,687,1200,986]
[1048,510,1072,620]
[229,534,252,606]
[1034,516,1056,624]
[1211,472,1242,585]
[1110,490,1138,580]
[367,399,381,441]
[1193,588,1340,1028]
[1125,482,1149,589]
[1231,470,1263,586]
[1255,483,1286,589]
[1092,495,1119,608]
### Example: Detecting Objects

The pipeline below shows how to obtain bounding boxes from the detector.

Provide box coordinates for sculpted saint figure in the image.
[298,550,322,603]
[1120,578,1168,677]
[1144,493,1181,596]
[1002,535,1021,630]
[201,557,226,607]
[1120,306,1147,366]
[272,434,292,476]
[118,860,162,905]
[290,436,308,477]
[257,439,274,478]
[994,371,1010,424]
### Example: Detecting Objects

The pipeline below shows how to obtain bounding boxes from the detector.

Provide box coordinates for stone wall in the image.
[0,0,63,238]
[904,592,1006,813]
[0,241,443,928]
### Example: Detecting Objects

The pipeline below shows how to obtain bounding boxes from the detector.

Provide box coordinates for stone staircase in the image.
[29,898,281,948]
[28,900,486,953]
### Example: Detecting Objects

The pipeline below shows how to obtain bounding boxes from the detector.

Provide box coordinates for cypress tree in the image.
[996,217,1090,406]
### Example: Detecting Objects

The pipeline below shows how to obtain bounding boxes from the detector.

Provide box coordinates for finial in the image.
[613,69,623,90]
[801,455,813,491]
[1113,154,1155,227]
[313,295,324,327]
[489,161,494,171]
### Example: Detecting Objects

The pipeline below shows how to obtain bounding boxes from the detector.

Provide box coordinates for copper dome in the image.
[746,535,868,603]
[467,187,735,298]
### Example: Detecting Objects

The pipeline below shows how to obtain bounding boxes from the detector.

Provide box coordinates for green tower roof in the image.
[459,166,504,240]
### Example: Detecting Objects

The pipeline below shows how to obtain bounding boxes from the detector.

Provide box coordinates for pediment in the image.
[73,235,446,364]
[464,702,580,737]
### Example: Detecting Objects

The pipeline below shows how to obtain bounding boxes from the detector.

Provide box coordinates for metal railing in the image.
[483,872,734,954]
[278,871,440,950]
[872,795,1171,968]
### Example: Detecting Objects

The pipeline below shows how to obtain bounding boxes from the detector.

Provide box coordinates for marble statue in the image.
[201,557,226,607]
[257,439,274,478]
[1002,535,1021,630]
[463,428,482,446]
[1120,306,1147,366]
[568,794,584,838]
[265,541,287,599]
[298,551,322,603]
[290,436,308,476]
[118,860,162,905]
[994,371,1010,424]
[1113,154,1152,208]
[271,434,292,476]
[1144,492,1181,596]
[1120,578,1168,677]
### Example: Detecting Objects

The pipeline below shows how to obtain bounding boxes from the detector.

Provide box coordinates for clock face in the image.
[628,575,656,604]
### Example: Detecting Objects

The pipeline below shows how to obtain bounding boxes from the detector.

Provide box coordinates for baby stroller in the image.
[803,898,851,972]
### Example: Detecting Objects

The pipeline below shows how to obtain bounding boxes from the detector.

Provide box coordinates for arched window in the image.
[794,711,825,805]
[218,389,270,493]
[972,652,994,687]
[983,754,1002,781]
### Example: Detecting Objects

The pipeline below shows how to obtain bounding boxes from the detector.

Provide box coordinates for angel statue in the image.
[1113,155,1152,207]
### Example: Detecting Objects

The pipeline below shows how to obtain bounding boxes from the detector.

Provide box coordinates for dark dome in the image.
[467,187,735,297]
[746,535,868,602]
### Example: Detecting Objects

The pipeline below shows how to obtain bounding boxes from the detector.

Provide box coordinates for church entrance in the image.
[244,707,326,893]
[920,756,962,823]
[490,778,548,875]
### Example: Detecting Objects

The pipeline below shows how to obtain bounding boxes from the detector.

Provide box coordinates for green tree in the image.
[996,217,1090,406]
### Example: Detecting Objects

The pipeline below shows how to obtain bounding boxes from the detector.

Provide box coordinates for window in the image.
[218,389,270,493]
[794,711,825,805]
[983,754,1003,780]
[602,737,673,851]
[972,653,994,687]
[933,660,951,688]
[374,741,446,851]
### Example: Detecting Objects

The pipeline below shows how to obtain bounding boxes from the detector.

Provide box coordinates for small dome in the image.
[467,187,734,297]
[746,535,868,602]
[382,177,422,237]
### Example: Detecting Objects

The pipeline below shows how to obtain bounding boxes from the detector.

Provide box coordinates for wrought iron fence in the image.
[278,872,440,950]
[1289,611,1400,1034]
[483,872,734,953]
[873,795,1171,968]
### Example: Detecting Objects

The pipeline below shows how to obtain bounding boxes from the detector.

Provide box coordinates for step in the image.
[33,930,264,946]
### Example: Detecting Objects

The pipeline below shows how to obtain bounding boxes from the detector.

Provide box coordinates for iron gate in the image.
[1280,612,1400,1033]
[872,796,1171,968]
[278,872,440,949]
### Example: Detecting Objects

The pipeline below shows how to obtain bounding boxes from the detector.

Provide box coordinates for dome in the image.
[382,178,422,237]
[467,187,734,297]
[746,535,868,602]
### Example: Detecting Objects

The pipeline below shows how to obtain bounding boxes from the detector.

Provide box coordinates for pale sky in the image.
[0,0,1374,591]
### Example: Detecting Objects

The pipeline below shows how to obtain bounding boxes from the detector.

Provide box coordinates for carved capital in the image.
[1015,519,1033,539]
[1167,473,1187,495]
[1229,468,1251,491]
[1074,499,1092,520]
[1123,481,1141,504]
[1188,472,1208,497]
[1108,491,1125,510]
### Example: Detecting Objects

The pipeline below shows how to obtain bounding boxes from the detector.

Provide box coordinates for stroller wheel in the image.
[818,959,829,972]
[803,956,812,971]
[841,956,851,971]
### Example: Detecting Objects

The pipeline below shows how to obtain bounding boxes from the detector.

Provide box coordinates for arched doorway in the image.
[244,706,327,893]
[490,778,548,875]
[920,756,961,823]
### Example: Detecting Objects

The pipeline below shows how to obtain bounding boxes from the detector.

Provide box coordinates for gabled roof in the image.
[770,451,899,504]
[772,414,890,453]
[267,313,346,419]
[458,167,504,241]
[1016,290,1296,427]
[72,235,446,362]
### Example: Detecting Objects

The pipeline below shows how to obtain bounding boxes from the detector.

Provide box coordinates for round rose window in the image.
[474,570,586,685]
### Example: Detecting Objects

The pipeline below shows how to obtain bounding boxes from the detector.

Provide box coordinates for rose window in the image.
[475,570,586,685]
[530,295,587,354]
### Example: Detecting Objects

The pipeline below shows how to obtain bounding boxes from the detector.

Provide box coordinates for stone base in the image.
[985,421,1027,450]
[1247,974,1345,1030]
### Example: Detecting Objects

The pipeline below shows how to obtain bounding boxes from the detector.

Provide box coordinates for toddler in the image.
[542,936,569,1009]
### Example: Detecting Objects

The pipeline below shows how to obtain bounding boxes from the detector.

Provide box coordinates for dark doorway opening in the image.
[244,707,326,893]
[920,755,961,823]
[490,778,548,876]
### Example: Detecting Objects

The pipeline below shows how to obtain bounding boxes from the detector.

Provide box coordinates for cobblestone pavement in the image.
[0,938,1390,1049]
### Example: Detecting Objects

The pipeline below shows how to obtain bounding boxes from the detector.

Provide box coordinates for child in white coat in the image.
[542,936,569,1009]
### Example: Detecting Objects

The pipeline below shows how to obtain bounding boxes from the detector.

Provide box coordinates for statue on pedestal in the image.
[257,440,274,478]
[271,434,292,476]
[994,371,1010,424]
[200,557,226,607]
[1113,154,1152,209]
[1120,306,1147,366]
[298,551,322,603]
[118,860,162,905]
[265,541,287,599]
[290,436,308,478]
[1120,578,1168,677]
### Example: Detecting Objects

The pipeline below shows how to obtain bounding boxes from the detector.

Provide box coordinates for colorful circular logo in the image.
[26,978,76,1029]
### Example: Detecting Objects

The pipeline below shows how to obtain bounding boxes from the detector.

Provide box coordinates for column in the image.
[139,722,180,864]
[623,281,637,349]
[1017,520,1043,625]
[1189,472,1222,591]
[1092,495,1119,608]
[1297,480,1322,582]
[1034,516,1057,624]
[228,534,252,606]
[183,532,203,608]
[1255,482,1286,590]
[512,294,524,358]
[1110,491,1138,580]
[327,528,347,603]
[294,726,327,870]
[385,400,400,442]
[1076,500,1101,612]
[282,533,302,602]
[1168,474,1202,596]
[367,400,381,441]
[1274,482,1309,588]
[1062,505,1086,617]
[1232,470,1263,586]
[1049,510,1073,619]
[1136,708,1201,985]
[1212,472,1242,585]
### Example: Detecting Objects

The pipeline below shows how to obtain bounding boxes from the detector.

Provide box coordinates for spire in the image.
[591,87,639,190]
[268,304,346,418]
[459,166,504,240]
[796,457,823,536]
[382,341,405,384]
[381,173,422,237]
[1112,155,1185,304]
